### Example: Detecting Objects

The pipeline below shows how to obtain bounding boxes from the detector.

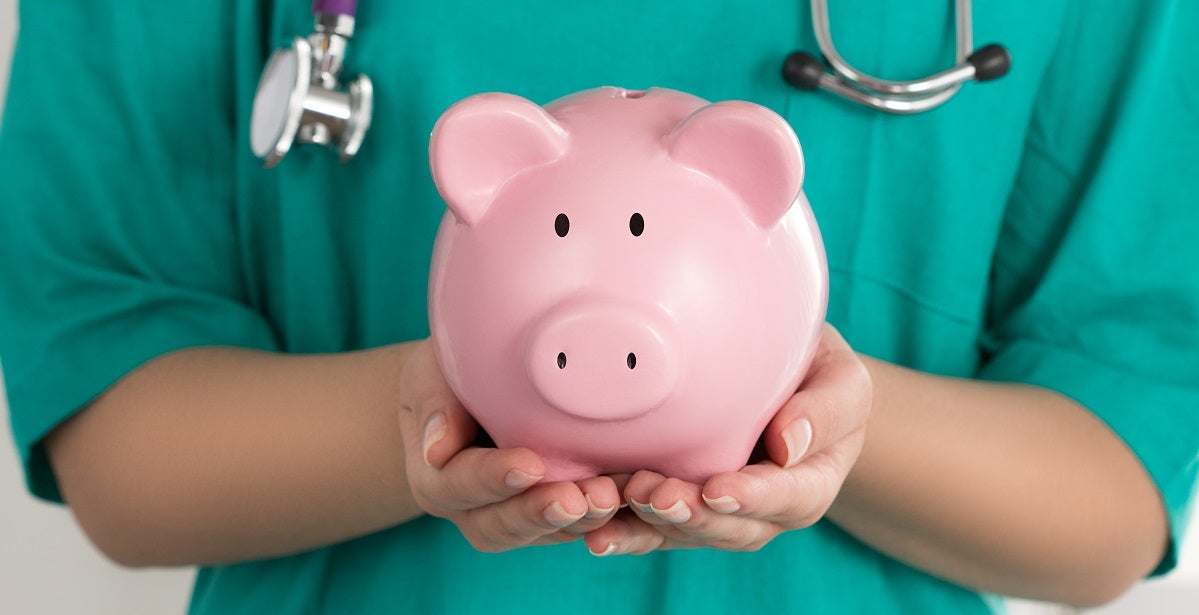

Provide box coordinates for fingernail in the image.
[783,418,813,468]
[421,412,447,465]
[628,497,654,514]
[590,543,617,557]
[651,500,692,524]
[504,469,542,490]
[702,494,742,514]
[543,502,584,528]
[584,493,615,518]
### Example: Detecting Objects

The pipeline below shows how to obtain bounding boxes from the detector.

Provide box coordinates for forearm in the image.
[826,357,1169,607]
[47,343,424,567]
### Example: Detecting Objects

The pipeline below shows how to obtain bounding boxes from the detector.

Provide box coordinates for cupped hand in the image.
[397,340,622,552]
[583,324,872,555]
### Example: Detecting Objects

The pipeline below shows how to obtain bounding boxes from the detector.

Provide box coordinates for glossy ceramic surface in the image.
[428,87,827,482]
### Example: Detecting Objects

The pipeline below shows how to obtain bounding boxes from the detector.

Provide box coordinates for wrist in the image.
[824,354,891,523]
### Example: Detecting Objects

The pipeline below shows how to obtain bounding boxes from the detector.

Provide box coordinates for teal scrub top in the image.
[2,1,1198,613]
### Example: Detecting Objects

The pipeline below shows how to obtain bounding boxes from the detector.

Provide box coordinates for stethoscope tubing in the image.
[312,0,358,18]
[785,0,1010,114]
[813,0,975,96]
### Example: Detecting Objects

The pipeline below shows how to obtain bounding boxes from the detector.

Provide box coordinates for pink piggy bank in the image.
[427,86,827,483]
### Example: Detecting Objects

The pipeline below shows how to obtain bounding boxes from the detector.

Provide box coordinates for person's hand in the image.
[583,324,871,555]
[397,340,622,552]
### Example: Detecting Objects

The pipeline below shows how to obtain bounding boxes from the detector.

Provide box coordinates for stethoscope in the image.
[250,0,372,168]
[782,0,1010,114]
[251,0,1010,167]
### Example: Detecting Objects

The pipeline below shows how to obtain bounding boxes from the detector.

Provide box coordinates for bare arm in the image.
[46,341,620,567]
[46,344,423,566]
[588,327,1167,608]
[826,356,1169,607]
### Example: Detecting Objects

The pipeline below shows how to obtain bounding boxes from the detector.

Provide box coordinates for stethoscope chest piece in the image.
[251,7,372,168]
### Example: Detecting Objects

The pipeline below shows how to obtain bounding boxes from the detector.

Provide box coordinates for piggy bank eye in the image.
[629,213,644,237]
[555,213,570,237]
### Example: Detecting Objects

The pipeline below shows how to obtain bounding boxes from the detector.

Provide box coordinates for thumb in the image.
[763,324,871,468]
[398,340,480,469]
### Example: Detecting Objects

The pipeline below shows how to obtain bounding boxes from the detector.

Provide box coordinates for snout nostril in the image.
[627,353,637,369]
[557,352,567,369]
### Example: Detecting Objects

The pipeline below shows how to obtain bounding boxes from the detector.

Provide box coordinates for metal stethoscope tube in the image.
[782,0,1011,114]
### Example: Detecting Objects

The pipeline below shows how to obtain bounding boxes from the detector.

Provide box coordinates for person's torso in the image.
[193,1,1069,612]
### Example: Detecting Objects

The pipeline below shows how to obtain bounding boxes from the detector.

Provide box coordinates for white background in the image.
[0,2,1195,613]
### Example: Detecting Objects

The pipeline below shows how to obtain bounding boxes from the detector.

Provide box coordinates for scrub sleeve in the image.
[0,3,276,501]
[977,0,1199,574]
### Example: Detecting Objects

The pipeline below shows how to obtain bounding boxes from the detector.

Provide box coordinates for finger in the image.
[625,473,774,551]
[623,471,673,527]
[580,475,622,517]
[462,481,589,550]
[641,477,778,551]
[702,432,864,527]
[608,473,634,508]
[416,446,547,513]
[646,477,703,525]
[763,324,872,469]
[583,510,668,556]
[561,476,621,535]
[529,531,586,547]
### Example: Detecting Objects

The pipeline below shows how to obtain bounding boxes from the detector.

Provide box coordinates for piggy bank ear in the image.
[430,93,569,225]
[665,101,804,228]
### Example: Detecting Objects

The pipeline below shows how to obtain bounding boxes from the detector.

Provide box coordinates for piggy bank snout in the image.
[526,301,678,421]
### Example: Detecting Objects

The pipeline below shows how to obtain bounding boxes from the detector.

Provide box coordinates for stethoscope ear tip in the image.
[782,52,826,91]
[968,44,1012,82]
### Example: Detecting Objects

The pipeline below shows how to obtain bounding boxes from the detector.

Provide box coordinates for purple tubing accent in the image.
[312,0,358,17]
